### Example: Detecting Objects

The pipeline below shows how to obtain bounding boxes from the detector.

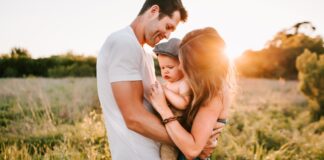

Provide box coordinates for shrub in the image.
[48,64,95,77]
[296,49,324,121]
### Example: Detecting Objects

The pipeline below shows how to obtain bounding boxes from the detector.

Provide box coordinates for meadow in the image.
[0,78,323,160]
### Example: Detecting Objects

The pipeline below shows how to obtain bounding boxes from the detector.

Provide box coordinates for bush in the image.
[296,49,324,121]
[0,49,96,77]
[48,64,95,77]
[154,58,161,76]
[2,67,18,77]
[236,22,324,79]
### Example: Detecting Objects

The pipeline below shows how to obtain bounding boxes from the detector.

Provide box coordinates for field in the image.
[0,78,323,160]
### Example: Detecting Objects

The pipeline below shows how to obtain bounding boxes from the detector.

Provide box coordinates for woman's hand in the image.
[149,81,169,115]
[198,122,225,159]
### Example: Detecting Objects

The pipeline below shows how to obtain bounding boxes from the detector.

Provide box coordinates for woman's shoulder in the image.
[205,85,232,109]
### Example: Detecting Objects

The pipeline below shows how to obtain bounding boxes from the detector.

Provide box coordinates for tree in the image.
[10,47,31,59]
[296,49,324,121]
[0,50,96,77]
[236,22,324,79]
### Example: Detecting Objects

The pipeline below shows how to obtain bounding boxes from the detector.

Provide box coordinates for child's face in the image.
[157,54,183,83]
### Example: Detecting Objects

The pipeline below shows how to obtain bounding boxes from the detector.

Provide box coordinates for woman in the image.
[150,27,235,160]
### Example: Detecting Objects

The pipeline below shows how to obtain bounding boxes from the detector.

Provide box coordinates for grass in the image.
[0,78,109,160]
[0,77,323,160]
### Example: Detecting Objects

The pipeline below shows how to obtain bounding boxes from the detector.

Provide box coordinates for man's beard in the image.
[148,32,162,46]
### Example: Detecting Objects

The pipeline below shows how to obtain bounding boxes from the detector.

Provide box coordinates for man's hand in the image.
[198,122,225,159]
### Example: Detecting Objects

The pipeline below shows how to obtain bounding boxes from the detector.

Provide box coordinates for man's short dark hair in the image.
[138,0,188,22]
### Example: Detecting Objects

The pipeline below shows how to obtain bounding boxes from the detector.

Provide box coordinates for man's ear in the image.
[149,5,160,16]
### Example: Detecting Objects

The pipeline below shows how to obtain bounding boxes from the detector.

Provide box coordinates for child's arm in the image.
[163,81,191,110]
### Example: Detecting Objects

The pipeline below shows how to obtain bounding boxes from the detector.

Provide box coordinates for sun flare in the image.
[225,47,243,61]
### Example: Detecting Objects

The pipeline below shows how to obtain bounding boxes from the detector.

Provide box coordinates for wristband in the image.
[162,116,181,125]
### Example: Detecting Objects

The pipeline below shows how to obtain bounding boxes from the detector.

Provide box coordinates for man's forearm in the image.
[111,81,174,145]
[128,110,174,145]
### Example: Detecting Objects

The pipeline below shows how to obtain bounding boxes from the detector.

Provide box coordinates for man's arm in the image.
[111,80,173,144]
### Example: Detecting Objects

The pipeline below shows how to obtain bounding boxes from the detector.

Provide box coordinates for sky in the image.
[0,0,323,59]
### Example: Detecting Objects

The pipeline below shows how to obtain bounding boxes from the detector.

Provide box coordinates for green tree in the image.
[236,21,324,79]
[154,58,161,76]
[10,47,31,59]
[296,49,324,121]
[3,67,18,77]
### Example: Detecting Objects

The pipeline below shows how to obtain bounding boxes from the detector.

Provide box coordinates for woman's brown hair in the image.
[179,27,235,130]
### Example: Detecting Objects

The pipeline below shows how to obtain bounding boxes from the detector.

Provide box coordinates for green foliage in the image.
[10,47,31,59]
[0,48,96,77]
[296,49,324,121]
[236,22,324,79]
[0,97,22,128]
[2,67,18,77]
[0,134,64,155]
[0,78,111,159]
[1,78,324,159]
[48,64,95,77]
[154,58,161,76]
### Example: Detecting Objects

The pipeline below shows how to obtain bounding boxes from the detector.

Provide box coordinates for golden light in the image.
[225,44,244,62]
[224,38,265,62]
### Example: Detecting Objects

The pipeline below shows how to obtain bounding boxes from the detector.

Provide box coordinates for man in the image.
[97,0,223,159]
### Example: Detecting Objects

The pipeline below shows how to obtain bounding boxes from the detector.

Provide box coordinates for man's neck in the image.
[130,17,145,47]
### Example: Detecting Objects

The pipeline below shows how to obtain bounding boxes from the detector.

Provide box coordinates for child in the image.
[153,38,191,160]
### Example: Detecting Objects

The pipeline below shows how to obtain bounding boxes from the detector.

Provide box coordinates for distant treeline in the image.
[1,22,323,79]
[235,21,324,79]
[235,22,324,119]
[0,49,96,77]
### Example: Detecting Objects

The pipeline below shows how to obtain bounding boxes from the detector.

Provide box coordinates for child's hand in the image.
[149,81,168,115]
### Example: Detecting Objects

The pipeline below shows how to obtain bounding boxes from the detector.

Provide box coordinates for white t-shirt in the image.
[96,26,160,160]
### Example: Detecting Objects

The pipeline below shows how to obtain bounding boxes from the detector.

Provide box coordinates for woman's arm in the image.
[150,82,227,159]
[166,98,224,159]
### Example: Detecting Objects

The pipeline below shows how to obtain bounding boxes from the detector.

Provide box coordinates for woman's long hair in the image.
[179,27,236,130]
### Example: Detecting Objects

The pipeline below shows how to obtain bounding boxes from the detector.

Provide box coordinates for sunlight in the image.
[224,39,265,61]
[225,46,244,61]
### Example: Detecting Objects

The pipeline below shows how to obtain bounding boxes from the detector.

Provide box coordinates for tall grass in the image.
[212,78,324,160]
[0,78,323,159]
[0,78,109,159]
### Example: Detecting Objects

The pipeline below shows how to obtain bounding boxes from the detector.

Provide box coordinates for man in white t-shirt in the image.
[97,0,222,159]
